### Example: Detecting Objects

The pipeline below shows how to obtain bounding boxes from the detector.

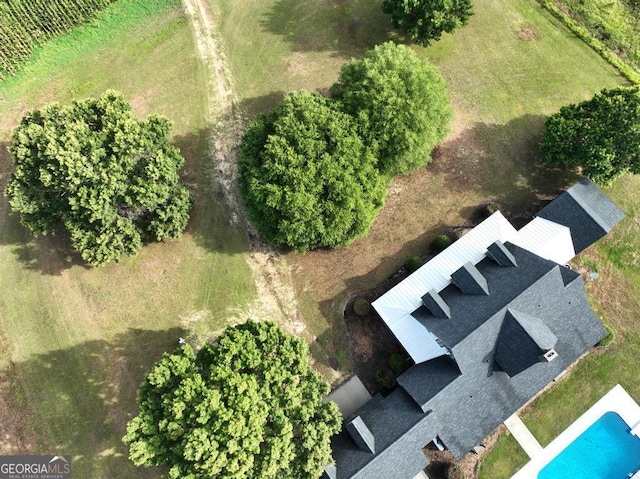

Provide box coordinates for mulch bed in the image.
[340,200,553,477]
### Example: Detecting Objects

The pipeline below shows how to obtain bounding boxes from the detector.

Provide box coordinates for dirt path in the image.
[181,0,302,335]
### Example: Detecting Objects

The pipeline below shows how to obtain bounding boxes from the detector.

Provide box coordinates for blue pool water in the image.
[538,411,640,479]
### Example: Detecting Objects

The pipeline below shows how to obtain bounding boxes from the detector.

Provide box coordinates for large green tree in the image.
[541,86,640,185]
[238,90,386,252]
[124,320,341,479]
[331,42,453,177]
[5,90,191,266]
[382,0,474,46]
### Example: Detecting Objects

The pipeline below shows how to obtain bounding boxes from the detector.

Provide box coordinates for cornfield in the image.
[0,0,115,79]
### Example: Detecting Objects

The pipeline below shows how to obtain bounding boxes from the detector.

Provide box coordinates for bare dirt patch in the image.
[518,23,541,41]
[182,0,299,336]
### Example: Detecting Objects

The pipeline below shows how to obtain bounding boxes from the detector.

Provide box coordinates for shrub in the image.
[445,462,466,479]
[374,370,394,390]
[598,324,616,347]
[123,320,342,479]
[407,256,423,272]
[331,42,453,177]
[431,234,452,253]
[389,353,409,375]
[478,201,501,220]
[238,91,386,251]
[353,298,372,317]
[539,0,640,85]
[382,0,474,46]
[541,86,640,185]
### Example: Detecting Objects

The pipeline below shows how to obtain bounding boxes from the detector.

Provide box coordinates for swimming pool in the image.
[538,411,640,479]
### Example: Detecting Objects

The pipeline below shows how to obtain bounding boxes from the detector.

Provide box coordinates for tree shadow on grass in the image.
[432,114,580,213]
[173,127,253,257]
[13,327,185,477]
[261,0,394,59]
[239,91,287,120]
[0,172,88,275]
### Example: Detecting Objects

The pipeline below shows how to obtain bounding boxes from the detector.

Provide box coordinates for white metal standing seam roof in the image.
[372,212,519,364]
[511,217,576,265]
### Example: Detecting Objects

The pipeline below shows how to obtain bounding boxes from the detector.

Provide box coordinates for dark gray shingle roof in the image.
[397,355,461,412]
[451,262,489,295]
[421,289,451,319]
[536,177,625,253]
[494,309,558,377]
[346,416,376,453]
[327,179,621,478]
[487,240,518,267]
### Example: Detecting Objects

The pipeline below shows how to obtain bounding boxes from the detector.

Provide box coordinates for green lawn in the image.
[0,1,254,477]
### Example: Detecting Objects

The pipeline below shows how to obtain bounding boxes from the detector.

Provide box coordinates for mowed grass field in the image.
[215,0,640,476]
[0,1,255,477]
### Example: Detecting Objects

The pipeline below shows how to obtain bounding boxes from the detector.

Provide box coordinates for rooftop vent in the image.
[451,262,489,295]
[421,289,451,319]
[346,416,375,454]
[487,240,517,267]
[541,348,558,362]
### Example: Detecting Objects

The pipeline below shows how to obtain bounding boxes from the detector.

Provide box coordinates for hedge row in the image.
[539,0,640,84]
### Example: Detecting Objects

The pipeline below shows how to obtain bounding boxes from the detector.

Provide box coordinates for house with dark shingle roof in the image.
[323,178,624,479]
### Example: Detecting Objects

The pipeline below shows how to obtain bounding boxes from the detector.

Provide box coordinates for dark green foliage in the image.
[331,42,453,177]
[373,369,394,390]
[353,297,372,317]
[431,234,452,252]
[388,353,409,375]
[124,320,342,479]
[445,462,466,479]
[0,0,115,79]
[239,90,386,252]
[407,256,423,272]
[598,324,616,346]
[5,90,191,266]
[381,0,474,46]
[541,86,640,185]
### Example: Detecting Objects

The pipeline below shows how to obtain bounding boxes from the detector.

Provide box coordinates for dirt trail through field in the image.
[182,0,303,335]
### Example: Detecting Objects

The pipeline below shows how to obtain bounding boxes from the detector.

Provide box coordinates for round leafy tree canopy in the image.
[238,90,386,252]
[123,320,342,479]
[541,86,640,185]
[331,42,453,177]
[5,90,191,266]
[382,0,474,46]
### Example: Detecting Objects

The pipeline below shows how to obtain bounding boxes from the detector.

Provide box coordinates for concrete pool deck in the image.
[511,384,640,478]
[504,413,543,459]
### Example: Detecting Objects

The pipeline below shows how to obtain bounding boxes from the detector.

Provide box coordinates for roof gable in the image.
[451,262,489,295]
[536,177,625,253]
[494,309,558,377]
[487,240,517,267]
[397,356,462,412]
